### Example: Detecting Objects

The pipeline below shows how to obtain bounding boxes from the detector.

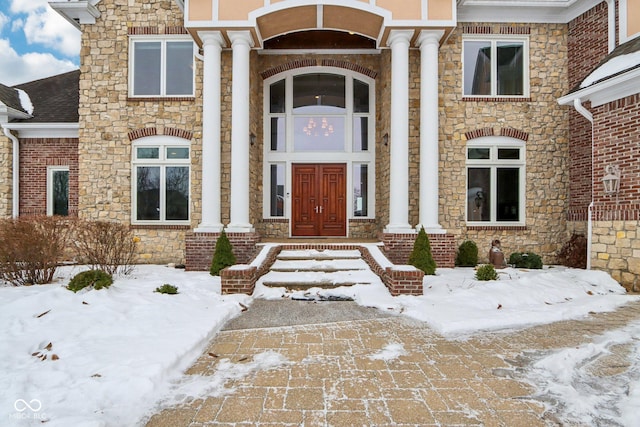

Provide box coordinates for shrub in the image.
[508,252,543,269]
[73,220,137,276]
[557,234,587,269]
[408,227,436,275]
[455,240,478,267]
[475,264,498,281]
[155,284,179,294]
[210,230,236,276]
[67,269,113,293]
[0,216,75,286]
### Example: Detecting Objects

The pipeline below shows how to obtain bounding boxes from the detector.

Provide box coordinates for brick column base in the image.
[185,231,261,271]
[382,232,456,268]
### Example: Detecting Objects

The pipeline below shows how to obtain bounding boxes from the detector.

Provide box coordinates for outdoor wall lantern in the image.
[249,133,256,146]
[602,164,621,196]
[382,133,389,146]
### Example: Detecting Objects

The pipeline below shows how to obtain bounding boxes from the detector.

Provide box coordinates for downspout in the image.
[605,0,616,53]
[573,98,594,270]
[1,125,19,218]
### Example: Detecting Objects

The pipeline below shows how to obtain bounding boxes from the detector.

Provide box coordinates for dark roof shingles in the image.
[0,83,27,114]
[13,69,80,123]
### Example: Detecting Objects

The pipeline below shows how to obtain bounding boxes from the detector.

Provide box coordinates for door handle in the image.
[314,206,324,214]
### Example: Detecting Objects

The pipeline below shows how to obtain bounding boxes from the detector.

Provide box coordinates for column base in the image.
[225,223,255,233]
[415,224,447,234]
[194,223,224,233]
[384,224,416,234]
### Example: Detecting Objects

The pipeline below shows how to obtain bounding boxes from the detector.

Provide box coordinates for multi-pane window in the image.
[466,138,525,224]
[47,166,69,216]
[264,70,375,220]
[132,138,190,223]
[129,37,194,97]
[463,37,528,97]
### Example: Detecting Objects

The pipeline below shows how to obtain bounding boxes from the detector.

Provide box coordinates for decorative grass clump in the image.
[155,284,179,294]
[475,264,498,281]
[408,227,436,275]
[67,269,113,293]
[509,252,543,269]
[455,240,478,267]
[210,230,236,276]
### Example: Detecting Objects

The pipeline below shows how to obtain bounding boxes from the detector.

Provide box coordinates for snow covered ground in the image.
[1,263,639,426]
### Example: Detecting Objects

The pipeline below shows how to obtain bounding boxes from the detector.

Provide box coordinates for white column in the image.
[195,31,225,233]
[417,30,445,234]
[385,30,414,234]
[226,31,254,232]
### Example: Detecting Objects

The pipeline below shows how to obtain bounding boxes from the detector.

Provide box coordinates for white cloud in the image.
[9,0,80,58]
[0,38,77,86]
[11,18,24,32]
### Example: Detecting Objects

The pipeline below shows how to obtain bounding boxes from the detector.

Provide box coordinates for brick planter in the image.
[382,232,456,268]
[185,231,261,271]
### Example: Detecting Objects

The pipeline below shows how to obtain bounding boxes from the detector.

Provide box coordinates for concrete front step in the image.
[270,258,369,272]
[276,249,362,261]
[261,249,378,290]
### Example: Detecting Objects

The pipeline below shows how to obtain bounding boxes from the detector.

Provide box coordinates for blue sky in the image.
[0,0,80,86]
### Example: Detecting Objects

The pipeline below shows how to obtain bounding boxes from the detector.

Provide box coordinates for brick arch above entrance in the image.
[260,59,378,80]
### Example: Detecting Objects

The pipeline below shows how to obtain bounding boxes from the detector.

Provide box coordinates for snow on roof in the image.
[16,89,34,115]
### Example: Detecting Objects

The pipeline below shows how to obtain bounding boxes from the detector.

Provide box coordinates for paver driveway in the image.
[147,300,640,426]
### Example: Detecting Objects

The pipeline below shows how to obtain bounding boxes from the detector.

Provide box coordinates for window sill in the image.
[466,224,527,231]
[462,97,531,102]
[350,218,376,222]
[131,224,192,230]
[127,97,195,102]
[261,218,289,223]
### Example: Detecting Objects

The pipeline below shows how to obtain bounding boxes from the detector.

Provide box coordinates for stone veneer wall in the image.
[439,22,571,264]
[78,0,200,264]
[0,134,12,217]
[19,138,79,216]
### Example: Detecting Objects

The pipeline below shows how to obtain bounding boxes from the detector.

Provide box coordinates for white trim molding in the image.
[1,123,79,138]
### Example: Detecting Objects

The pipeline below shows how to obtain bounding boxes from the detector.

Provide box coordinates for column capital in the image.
[198,31,226,48]
[227,30,255,48]
[416,30,445,48]
[386,29,414,47]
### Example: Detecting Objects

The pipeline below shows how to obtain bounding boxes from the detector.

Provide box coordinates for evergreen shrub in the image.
[155,284,179,294]
[210,230,236,276]
[67,269,113,293]
[475,264,498,281]
[408,227,436,275]
[509,252,543,269]
[455,240,478,267]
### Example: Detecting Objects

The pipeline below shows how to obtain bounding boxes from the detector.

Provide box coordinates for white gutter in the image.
[1,125,20,218]
[605,0,616,53]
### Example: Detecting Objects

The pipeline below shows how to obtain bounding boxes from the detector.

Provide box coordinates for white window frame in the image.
[131,136,191,225]
[466,136,526,226]
[462,35,530,98]
[47,166,69,216]
[128,35,195,97]
[262,67,376,227]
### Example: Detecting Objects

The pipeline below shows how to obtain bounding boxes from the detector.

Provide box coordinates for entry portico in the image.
[186,0,453,264]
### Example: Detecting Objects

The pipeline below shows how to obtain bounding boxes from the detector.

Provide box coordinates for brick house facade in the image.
[1,0,639,290]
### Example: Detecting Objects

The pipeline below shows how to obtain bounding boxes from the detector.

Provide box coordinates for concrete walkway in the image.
[146,300,640,426]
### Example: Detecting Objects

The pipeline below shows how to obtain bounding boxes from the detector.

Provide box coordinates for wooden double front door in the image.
[292,164,347,237]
